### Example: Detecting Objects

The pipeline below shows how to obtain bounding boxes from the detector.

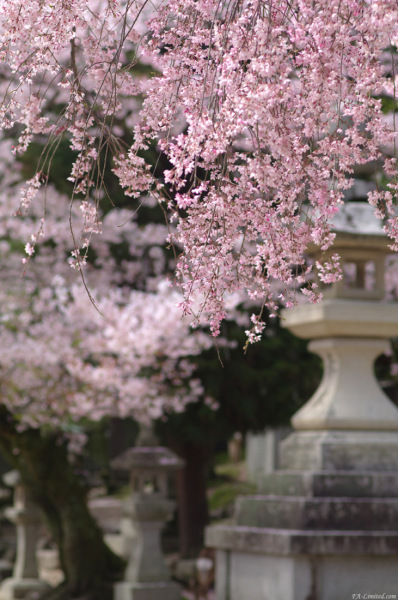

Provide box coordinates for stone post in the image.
[112,430,183,600]
[206,202,398,600]
[0,471,50,600]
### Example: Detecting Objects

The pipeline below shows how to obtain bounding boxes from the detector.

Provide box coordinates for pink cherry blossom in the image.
[0,0,397,339]
[0,172,213,449]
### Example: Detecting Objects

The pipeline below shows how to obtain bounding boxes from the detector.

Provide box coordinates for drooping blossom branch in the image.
[0,0,398,338]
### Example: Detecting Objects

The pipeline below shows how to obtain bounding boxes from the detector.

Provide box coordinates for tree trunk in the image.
[0,413,125,600]
[169,441,212,558]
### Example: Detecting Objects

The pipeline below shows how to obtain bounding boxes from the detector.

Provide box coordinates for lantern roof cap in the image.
[3,470,20,487]
[111,446,184,472]
[331,201,385,237]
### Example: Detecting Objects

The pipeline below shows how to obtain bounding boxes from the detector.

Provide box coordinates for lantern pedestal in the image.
[206,202,398,599]
[0,579,51,600]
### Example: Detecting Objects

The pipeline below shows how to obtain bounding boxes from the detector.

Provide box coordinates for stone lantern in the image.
[112,428,183,600]
[206,202,398,600]
[0,471,50,600]
[282,202,398,457]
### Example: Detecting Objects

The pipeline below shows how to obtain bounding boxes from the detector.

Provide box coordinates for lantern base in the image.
[114,581,182,600]
[205,532,398,600]
[0,578,50,600]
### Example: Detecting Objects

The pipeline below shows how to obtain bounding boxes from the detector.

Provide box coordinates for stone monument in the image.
[206,202,398,600]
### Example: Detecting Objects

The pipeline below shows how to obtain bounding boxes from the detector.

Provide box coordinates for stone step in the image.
[279,430,398,471]
[205,523,398,556]
[258,470,398,498]
[235,495,398,531]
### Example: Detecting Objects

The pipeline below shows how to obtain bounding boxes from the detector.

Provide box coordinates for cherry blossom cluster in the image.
[63,281,213,425]
[136,0,398,335]
[0,0,398,338]
[0,279,211,433]
[0,171,212,446]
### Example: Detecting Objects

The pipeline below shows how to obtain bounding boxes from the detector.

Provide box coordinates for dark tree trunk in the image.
[169,441,212,558]
[0,413,125,600]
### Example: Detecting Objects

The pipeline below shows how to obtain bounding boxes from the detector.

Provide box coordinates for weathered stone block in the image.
[114,581,181,600]
[280,431,398,471]
[259,470,398,497]
[209,547,398,600]
[206,524,398,556]
[235,495,398,530]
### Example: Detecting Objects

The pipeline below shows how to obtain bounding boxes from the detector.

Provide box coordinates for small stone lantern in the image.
[0,471,50,600]
[112,427,183,600]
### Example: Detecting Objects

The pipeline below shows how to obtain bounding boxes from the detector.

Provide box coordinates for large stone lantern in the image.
[112,428,183,600]
[206,202,398,600]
